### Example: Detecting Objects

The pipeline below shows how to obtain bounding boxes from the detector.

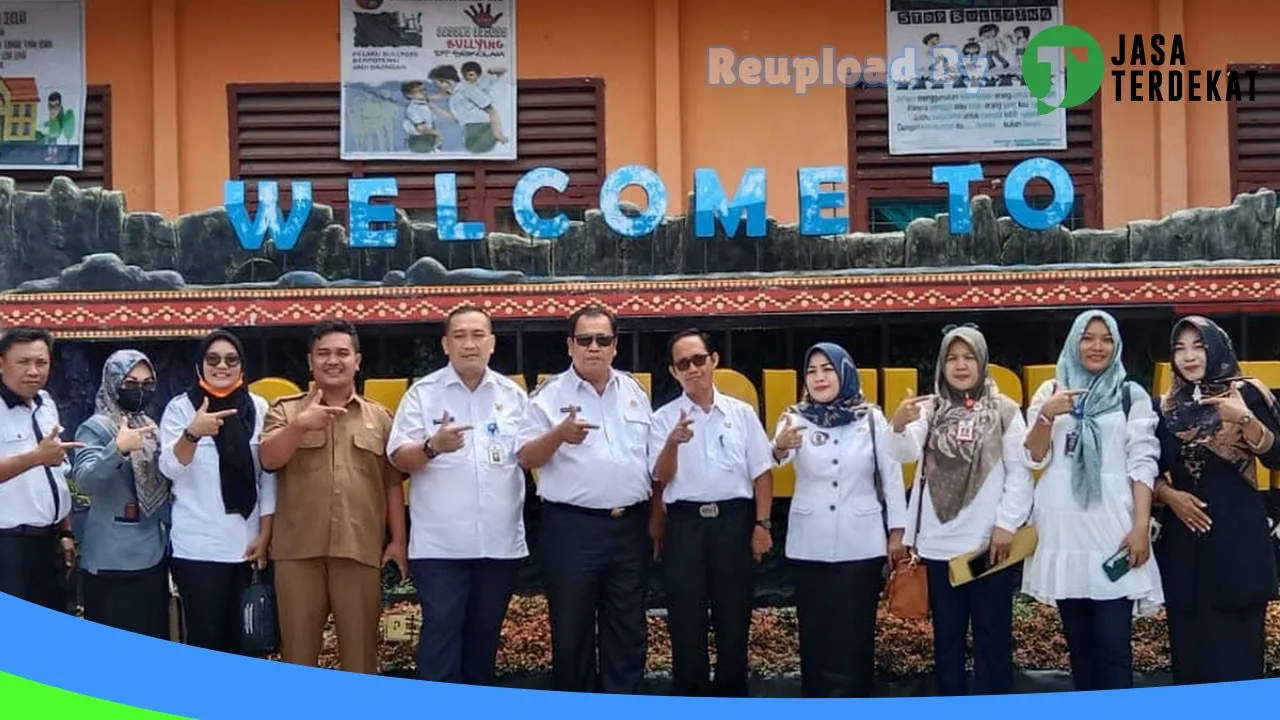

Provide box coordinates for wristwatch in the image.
[756,518,773,531]
[182,429,200,444]
[423,437,440,459]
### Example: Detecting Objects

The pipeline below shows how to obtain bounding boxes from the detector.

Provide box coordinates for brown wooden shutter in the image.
[228,78,606,217]
[8,85,112,190]
[1229,64,1280,196]
[845,84,1102,230]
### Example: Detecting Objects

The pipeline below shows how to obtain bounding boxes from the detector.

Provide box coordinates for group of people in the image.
[0,305,1276,698]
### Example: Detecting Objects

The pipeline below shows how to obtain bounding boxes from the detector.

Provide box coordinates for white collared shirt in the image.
[775,408,909,562]
[387,364,529,560]
[158,393,277,563]
[518,367,652,509]
[0,389,72,529]
[886,401,1034,562]
[650,389,773,504]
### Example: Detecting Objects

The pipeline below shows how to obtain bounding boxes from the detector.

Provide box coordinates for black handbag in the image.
[240,566,280,656]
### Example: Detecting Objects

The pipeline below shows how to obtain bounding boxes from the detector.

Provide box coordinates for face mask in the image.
[116,387,155,414]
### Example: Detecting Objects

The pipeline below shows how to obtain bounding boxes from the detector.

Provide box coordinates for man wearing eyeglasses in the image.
[516,304,653,694]
[649,328,774,697]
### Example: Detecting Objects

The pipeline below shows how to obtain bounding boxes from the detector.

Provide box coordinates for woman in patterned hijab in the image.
[1153,315,1280,685]
[71,349,171,639]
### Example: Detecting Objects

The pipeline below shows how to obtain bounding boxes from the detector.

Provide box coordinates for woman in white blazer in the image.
[772,342,907,698]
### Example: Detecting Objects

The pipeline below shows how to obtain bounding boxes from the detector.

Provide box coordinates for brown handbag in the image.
[870,413,930,620]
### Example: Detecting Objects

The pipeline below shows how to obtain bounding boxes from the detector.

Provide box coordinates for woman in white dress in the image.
[1021,309,1162,691]
[772,342,908,698]
[887,324,1034,696]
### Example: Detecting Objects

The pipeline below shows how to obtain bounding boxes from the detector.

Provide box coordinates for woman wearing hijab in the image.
[71,350,170,638]
[158,329,276,654]
[885,325,1034,696]
[1153,315,1280,685]
[771,342,908,698]
[1021,309,1163,691]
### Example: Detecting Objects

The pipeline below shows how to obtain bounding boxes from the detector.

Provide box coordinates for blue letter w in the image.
[224,180,314,251]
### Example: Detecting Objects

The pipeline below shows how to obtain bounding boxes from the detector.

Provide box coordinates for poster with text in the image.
[886,0,1065,155]
[341,0,517,161]
[0,0,85,171]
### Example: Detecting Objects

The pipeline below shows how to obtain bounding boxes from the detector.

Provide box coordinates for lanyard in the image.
[30,411,60,525]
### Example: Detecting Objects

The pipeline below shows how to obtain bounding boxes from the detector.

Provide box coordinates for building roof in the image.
[0,77,38,102]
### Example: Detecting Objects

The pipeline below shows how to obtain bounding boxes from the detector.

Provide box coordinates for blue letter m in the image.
[693,168,768,238]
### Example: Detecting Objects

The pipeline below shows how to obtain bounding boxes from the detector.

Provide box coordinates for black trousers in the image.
[539,501,650,694]
[171,558,252,655]
[82,561,170,640]
[410,558,520,685]
[1056,598,1133,691]
[662,498,756,697]
[1168,603,1267,685]
[0,531,66,612]
[925,559,1016,696]
[792,557,884,698]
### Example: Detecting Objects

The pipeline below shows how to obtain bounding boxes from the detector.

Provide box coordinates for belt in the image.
[667,498,752,519]
[0,524,55,538]
[543,500,647,519]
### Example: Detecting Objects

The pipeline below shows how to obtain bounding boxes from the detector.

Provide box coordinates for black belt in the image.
[543,500,647,519]
[666,498,752,519]
[0,524,56,538]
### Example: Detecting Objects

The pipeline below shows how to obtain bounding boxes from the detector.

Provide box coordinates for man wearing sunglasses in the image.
[649,329,775,697]
[516,304,653,694]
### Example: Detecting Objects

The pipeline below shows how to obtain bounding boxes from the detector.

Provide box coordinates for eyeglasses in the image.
[573,334,615,348]
[204,353,241,368]
[672,353,711,372]
[121,379,157,391]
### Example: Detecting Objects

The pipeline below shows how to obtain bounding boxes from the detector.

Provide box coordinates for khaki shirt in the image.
[263,391,405,568]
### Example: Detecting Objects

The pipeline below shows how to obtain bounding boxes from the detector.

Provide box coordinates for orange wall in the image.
[84,0,1280,228]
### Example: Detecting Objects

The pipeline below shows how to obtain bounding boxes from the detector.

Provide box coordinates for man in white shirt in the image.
[387,305,529,686]
[649,329,775,697]
[517,305,652,694]
[0,327,83,611]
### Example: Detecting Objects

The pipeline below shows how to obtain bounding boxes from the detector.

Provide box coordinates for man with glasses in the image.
[0,327,82,611]
[649,329,774,697]
[387,305,529,686]
[516,304,653,694]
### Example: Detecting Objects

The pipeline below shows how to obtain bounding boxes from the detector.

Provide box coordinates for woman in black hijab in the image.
[1153,315,1280,684]
[158,329,276,654]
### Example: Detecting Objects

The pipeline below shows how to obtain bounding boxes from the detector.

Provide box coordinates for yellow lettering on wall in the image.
[249,378,301,404]
[1022,365,1056,401]
[762,369,797,496]
[881,368,918,488]
[989,365,1024,407]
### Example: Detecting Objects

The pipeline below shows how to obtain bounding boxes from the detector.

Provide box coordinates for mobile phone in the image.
[1102,548,1131,582]
[967,551,992,578]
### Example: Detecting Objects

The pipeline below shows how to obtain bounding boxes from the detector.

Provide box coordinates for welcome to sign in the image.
[223,157,1076,251]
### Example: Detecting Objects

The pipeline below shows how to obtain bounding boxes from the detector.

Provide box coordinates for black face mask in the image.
[116,387,156,414]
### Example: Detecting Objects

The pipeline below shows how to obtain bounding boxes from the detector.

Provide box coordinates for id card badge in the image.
[122,502,139,522]
[956,417,976,442]
[487,444,504,465]
[1064,430,1080,457]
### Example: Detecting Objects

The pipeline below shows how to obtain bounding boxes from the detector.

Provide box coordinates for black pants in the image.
[171,558,252,655]
[410,558,520,685]
[925,559,1016,696]
[662,499,756,697]
[1056,598,1133,691]
[540,501,650,694]
[1168,603,1266,685]
[82,561,170,640]
[792,557,884,698]
[0,531,66,612]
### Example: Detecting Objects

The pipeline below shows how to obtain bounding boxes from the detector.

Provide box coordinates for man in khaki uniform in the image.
[259,320,409,674]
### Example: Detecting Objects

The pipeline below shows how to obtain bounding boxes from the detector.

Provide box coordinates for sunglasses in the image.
[573,334,615,348]
[204,353,242,368]
[672,353,711,372]
[121,379,157,391]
